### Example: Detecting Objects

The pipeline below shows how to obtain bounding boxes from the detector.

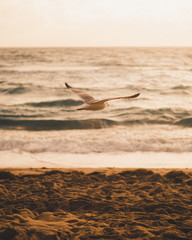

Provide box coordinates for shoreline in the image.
[1,166,192,176]
[1,151,192,169]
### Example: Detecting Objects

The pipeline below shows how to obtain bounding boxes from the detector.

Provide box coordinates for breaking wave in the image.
[0,118,116,131]
[176,117,192,127]
[26,99,83,107]
[0,125,191,153]
[0,115,192,131]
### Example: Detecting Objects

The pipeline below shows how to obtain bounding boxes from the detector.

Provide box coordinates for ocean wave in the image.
[0,114,44,118]
[2,86,27,95]
[0,84,44,95]
[0,66,100,73]
[175,117,192,127]
[170,84,192,94]
[0,125,191,153]
[0,118,116,131]
[26,99,83,107]
[0,64,9,68]
[93,61,126,67]
[1,137,191,153]
[0,115,191,131]
[171,84,192,90]
[0,67,20,73]
[114,107,191,122]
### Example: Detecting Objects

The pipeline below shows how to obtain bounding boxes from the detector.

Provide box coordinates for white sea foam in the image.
[0,125,191,154]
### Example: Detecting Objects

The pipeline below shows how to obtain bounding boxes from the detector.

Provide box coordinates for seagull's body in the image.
[77,101,108,111]
[65,82,140,110]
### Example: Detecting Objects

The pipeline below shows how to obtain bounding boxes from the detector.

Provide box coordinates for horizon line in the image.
[0,45,192,49]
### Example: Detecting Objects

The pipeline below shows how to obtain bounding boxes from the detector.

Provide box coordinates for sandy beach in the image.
[0,167,192,240]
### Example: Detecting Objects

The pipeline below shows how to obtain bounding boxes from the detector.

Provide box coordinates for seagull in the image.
[65,82,140,110]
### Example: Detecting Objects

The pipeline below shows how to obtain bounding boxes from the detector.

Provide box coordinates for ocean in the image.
[0,47,192,168]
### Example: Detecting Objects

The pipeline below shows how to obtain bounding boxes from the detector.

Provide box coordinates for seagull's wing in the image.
[65,82,96,103]
[94,93,140,104]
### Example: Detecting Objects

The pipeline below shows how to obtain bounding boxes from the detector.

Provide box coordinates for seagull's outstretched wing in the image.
[65,82,96,103]
[94,93,140,104]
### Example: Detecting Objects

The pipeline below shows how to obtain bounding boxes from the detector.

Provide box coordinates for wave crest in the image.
[0,115,192,131]
[0,118,116,131]
[27,99,83,107]
[175,117,192,127]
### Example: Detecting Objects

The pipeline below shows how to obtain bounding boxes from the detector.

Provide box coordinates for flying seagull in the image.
[65,82,140,110]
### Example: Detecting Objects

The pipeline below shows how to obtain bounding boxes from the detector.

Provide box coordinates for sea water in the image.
[0,47,192,168]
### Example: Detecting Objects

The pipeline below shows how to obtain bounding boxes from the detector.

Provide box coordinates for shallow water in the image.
[1,150,192,168]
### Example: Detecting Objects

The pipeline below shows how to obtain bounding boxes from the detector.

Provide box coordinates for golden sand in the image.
[0,168,192,239]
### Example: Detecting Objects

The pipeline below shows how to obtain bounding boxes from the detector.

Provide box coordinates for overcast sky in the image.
[0,0,192,47]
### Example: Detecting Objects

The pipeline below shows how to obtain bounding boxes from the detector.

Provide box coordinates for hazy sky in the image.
[0,0,192,47]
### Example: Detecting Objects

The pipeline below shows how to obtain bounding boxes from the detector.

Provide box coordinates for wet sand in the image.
[0,168,192,239]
